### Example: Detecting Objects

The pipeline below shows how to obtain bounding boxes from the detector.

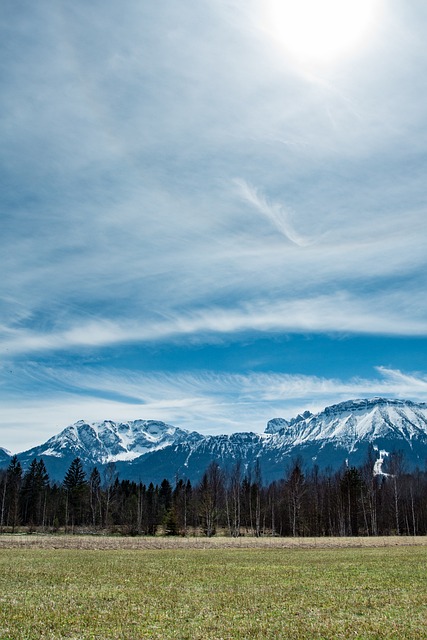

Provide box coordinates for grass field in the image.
[1,536,426,639]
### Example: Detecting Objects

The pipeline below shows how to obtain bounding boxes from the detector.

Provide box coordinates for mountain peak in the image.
[34,418,191,464]
[322,397,424,415]
[5,398,427,484]
[265,418,289,434]
[270,397,427,452]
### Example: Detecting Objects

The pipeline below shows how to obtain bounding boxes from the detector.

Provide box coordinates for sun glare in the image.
[263,0,381,64]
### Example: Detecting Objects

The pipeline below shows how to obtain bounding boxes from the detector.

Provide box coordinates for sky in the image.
[1,0,427,453]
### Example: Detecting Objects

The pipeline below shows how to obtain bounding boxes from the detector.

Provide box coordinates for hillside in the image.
[2,398,427,483]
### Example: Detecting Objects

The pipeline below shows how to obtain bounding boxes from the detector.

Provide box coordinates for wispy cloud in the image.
[375,367,427,393]
[1,365,427,452]
[234,178,314,246]
[1,1,427,452]
[2,289,427,359]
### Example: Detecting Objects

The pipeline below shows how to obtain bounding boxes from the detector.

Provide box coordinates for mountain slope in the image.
[33,419,198,463]
[266,398,427,472]
[269,398,427,445]
[16,419,203,480]
[3,398,427,483]
[0,447,11,466]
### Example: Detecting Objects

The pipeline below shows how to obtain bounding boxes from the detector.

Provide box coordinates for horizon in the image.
[1,1,427,453]
[2,394,426,456]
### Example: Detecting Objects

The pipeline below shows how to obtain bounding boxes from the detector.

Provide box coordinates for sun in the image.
[263,0,381,64]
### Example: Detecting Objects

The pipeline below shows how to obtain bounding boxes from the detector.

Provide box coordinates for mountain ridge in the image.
[2,397,427,483]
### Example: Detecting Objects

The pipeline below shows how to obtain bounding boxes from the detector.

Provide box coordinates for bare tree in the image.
[198,462,223,537]
[286,458,306,537]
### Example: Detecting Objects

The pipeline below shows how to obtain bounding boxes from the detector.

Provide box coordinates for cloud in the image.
[2,287,427,360]
[2,1,427,453]
[2,3,427,356]
[2,364,427,453]
[234,178,314,246]
[375,366,427,393]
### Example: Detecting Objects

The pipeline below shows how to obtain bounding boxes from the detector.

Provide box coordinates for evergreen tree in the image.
[21,458,49,527]
[340,467,363,536]
[63,458,88,529]
[64,458,86,490]
[164,505,179,535]
[158,478,172,524]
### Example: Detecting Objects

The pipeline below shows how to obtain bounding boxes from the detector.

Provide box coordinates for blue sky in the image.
[1,0,427,452]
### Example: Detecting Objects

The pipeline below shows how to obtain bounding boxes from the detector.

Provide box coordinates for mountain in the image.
[3,398,427,484]
[16,419,202,480]
[265,411,314,434]
[0,447,11,466]
[24,419,198,463]
[114,431,270,486]
[265,397,427,474]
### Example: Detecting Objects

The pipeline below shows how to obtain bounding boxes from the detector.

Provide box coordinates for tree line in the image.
[1,448,426,536]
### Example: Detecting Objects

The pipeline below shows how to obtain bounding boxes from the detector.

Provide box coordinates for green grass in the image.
[1,544,426,639]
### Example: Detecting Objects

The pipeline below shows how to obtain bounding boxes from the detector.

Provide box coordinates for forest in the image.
[1,449,426,537]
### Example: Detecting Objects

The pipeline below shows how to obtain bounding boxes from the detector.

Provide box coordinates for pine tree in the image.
[158,478,172,524]
[164,506,179,535]
[340,467,363,536]
[63,458,87,529]
[63,458,86,490]
[21,458,49,527]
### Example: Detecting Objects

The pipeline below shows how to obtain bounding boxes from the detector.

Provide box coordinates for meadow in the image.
[0,536,426,639]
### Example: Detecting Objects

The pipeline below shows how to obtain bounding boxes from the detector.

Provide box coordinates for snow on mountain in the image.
[265,418,289,434]
[120,398,427,483]
[180,432,267,471]
[5,398,427,484]
[268,398,427,450]
[23,419,200,466]
[266,411,313,435]
[262,398,427,475]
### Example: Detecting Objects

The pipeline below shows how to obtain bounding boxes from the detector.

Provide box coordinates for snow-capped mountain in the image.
[266,411,313,434]
[268,398,427,446]
[4,398,427,483]
[264,397,427,474]
[18,419,201,467]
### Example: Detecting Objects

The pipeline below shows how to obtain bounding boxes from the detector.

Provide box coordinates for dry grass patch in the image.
[1,533,426,550]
